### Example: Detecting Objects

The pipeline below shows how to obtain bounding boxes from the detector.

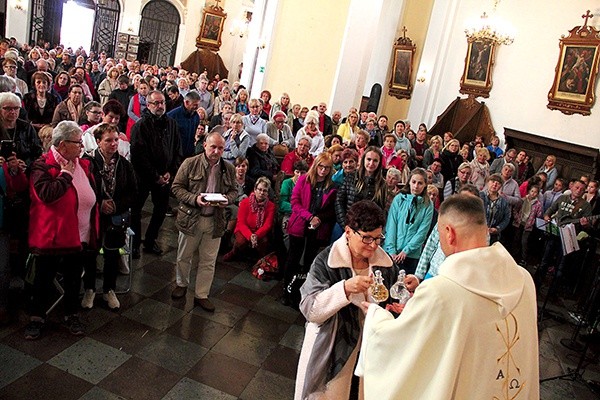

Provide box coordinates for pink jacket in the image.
[287,174,337,241]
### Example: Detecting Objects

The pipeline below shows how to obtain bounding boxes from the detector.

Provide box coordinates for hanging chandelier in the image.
[464,1,515,45]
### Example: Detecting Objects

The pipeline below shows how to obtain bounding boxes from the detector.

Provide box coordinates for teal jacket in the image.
[384,193,433,259]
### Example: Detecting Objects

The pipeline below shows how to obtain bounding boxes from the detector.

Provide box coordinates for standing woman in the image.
[282,153,337,306]
[23,72,61,131]
[97,66,120,106]
[384,168,434,275]
[469,147,491,191]
[440,138,462,185]
[242,98,268,146]
[81,123,137,310]
[25,121,99,339]
[79,101,103,131]
[335,146,387,230]
[337,111,359,145]
[51,84,85,126]
[222,114,250,163]
[296,200,410,400]
[423,135,443,168]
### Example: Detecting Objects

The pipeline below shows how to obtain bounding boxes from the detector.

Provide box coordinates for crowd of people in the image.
[0,38,596,398]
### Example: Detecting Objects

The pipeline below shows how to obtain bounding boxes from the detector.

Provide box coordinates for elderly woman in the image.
[266,110,295,149]
[97,66,120,106]
[223,176,275,261]
[247,133,279,184]
[354,129,370,159]
[51,84,85,126]
[295,110,324,157]
[80,123,137,311]
[337,111,359,145]
[332,148,359,186]
[384,168,434,275]
[222,113,250,163]
[469,147,491,190]
[296,200,415,399]
[23,72,61,131]
[282,153,337,307]
[25,121,99,339]
[242,98,267,146]
[281,135,314,177]
[1,93,43,168]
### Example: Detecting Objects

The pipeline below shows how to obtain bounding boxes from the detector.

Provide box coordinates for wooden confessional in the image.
[428,96,495,144]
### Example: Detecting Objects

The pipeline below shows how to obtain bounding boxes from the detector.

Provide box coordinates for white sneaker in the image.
[103,290,120,310]
[81,289,95,309]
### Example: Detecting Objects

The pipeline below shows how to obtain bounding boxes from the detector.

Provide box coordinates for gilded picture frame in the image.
[459,39,497,98]
[196,5,227,51]
[388,33,416,100]
[547,18,600,116]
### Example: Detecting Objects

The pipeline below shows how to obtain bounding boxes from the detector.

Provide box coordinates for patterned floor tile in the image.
[0,343,42,388]
[122,298,186,331]
[161,377,237,400]
[48,337,131,384]
[239,368,295,400]
[136,332,208,375]
[166,313,230,348]
[229,270,280,294]
[190,298,249,328]
[212,329,277,366]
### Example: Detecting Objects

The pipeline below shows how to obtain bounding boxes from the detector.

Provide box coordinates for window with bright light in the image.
[60,1,95,53]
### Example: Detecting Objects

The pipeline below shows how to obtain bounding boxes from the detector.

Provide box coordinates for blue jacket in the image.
[384,193,433,259]
[168,105,200,158]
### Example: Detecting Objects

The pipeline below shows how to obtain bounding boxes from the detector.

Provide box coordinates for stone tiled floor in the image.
[1,211,600,399]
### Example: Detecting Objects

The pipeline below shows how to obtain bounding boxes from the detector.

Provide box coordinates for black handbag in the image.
[103,212,130,250]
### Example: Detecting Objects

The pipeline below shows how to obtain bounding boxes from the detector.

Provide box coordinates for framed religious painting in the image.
[547,11,600,116]
[459,39,497,98]
[196,4,227,51]
[388,29,416,100]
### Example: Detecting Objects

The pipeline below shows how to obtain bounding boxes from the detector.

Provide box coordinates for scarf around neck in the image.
[249,192,267,230]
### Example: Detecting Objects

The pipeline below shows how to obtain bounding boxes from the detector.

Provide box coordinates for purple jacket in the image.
[288,174,337,241]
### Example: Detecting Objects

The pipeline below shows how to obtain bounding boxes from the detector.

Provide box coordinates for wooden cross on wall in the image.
[582,10,594,28]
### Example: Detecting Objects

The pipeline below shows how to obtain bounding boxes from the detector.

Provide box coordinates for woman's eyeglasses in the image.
[353,230,385,245]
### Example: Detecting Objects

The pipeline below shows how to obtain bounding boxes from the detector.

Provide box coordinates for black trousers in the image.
[131,180,170,249]
[30,252,85,318]
[283,232,326,287]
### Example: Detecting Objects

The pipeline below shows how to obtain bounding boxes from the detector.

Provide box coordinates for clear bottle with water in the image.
[389,269,411,305]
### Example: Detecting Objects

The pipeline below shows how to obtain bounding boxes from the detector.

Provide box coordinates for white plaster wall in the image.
[410,0,600,150]
[5,0,30,44]
[330,0,386,114]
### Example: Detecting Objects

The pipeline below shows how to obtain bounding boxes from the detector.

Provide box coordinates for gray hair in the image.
[52,121,82,146]
[184,91,201,101]
[502,163,516,173]
[298,135,313,147]
[0,75,17,93]
[304,110,319,125]
[0,91,20,106]
[256,133,270,143]
[386,167,402,179]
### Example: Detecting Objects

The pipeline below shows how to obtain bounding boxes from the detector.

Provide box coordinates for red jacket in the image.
[234,197,275,241]
[280,151,314,176]
[29,151,99,254]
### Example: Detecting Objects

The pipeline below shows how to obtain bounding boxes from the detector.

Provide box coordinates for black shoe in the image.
[132,248,140,259]
[24,318,44,340]
[64,315,85,336]
[143,242,163,256]
[165,207,175,217]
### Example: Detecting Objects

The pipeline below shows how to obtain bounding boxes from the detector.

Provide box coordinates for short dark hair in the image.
[103,99,125,117]
[117,75,129,85]
[345,200,385,232]
[93,122,118,141]
[293,160,309,172]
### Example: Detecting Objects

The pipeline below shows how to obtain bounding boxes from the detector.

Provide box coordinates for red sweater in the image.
[29,151,99,254]
[234,197,275,241]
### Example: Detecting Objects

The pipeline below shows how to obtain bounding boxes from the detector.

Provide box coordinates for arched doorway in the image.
[91,0,120,55]
[138,0,180,66]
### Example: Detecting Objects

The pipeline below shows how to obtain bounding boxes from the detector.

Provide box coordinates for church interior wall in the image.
[410,0,600,149]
